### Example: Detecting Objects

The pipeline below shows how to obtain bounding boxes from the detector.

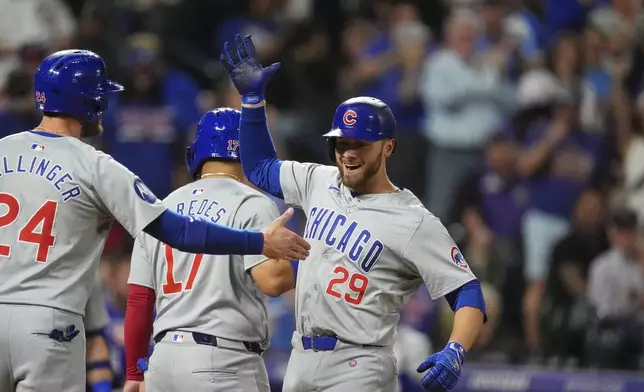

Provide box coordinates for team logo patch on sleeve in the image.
[450,246,468,269]
[133,178,157,204]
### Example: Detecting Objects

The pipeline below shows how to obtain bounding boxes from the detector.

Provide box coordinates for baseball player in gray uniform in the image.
[124,108,295,392]
[222,34,487,392]
[0,50,308,392]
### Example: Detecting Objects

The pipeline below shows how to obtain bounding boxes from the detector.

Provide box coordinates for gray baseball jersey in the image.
[128,177,280,346]
[280,161,476,346]
[0,131,166,315]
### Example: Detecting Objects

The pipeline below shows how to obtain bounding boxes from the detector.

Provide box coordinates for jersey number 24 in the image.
[0,193,57,263]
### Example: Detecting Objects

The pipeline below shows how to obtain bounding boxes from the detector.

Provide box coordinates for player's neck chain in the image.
[34,126,72,137]
[200,172,242,182]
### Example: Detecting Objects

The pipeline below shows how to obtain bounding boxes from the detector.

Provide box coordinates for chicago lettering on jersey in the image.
[304,206,384,273]
[0,155,81,202]
[175,198,227,223]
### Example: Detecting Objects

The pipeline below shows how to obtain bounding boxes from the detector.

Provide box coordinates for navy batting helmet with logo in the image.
[323,97,397,161]
[186,108,241,180]
[34,50,124,122]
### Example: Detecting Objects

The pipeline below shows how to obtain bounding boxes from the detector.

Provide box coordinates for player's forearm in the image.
[86,335,113,391]
[125,284,156,382]
[239,104,285,198]
[444,279,486,351]
[251,258,296,297]
[144,209,264,255]
[448,306,485,351]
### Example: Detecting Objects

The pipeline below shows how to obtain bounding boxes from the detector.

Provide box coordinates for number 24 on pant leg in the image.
[324,265,369,305]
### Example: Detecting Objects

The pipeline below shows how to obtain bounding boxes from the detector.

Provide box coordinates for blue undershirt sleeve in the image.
[444,279,487,323]
[143,209,264,255]
[239,105,284,199]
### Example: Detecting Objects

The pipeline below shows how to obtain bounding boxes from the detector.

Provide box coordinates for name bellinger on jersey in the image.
[0,153,82,202]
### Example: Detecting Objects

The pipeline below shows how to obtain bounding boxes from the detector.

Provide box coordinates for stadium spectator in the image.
[518,83,607,355]
[0,69,40,139]
[0,0,75,88]
[542,188,609,366]
[586,207,644,370]
[420,9,515,222]
[101,33,201,198]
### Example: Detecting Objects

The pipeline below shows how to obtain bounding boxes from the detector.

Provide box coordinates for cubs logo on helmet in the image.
[343,110,357,126]
[322,96,397,161]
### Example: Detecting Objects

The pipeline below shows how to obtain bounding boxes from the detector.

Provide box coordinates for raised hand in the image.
[220,34,281,105]
[262,208,310,261]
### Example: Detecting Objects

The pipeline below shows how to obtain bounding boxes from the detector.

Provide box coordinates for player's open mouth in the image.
[343,163,362,172]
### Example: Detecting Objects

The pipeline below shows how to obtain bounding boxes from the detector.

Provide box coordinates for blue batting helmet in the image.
[34,49,123,122]
[186,108,241,180]
[322,96,396,161]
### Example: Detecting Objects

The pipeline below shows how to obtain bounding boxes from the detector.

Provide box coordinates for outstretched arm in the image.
[143,208,309,261]
[220,33,284,198]
[239,102,285,198]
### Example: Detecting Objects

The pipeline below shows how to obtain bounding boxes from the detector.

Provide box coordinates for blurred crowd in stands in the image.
[1,0,644,390]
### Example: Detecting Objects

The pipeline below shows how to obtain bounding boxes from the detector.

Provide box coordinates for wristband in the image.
[241,94,264,106]
[87,360,112,371]
[137,358,149,372]
[447,341,467,363]
[91,380,112,392]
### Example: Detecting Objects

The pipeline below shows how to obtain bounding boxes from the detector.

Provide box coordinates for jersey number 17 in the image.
[162,244,204,295]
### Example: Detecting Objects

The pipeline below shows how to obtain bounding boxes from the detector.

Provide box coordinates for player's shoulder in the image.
[0,131,28,143]
[281,160,339,179]
[236,183,280,212]
[393,191,446,235]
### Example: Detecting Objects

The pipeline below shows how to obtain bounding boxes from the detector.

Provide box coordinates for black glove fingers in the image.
[220,54,234,73]
[234,34,247,60]
[243,34,257,59]
[224,41,240,65]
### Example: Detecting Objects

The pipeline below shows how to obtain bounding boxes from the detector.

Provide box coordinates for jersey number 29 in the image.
[162,244,204,295]
[0,193,57,263]
[325,266,369,305]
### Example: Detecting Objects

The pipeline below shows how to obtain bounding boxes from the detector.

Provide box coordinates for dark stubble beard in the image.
[80,120,104,138]
[340,152,383,191]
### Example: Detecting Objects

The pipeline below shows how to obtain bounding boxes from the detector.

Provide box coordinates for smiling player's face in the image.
[334,138,390,191]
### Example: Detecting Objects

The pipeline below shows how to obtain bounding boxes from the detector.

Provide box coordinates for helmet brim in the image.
[322,128,386,142]
[100,80,124,93]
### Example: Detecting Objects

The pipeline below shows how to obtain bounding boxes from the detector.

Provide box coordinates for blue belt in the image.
[301,336,338,351]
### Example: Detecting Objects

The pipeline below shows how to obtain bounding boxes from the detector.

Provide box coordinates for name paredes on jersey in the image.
[305,206,384,273]
[175,197,226,222]
[0,155,81,202]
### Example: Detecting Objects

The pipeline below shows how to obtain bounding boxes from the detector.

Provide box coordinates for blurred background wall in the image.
[2,0,644,391]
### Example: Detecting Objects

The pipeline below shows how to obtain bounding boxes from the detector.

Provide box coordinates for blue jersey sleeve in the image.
[444,279,487,323]
[239,106,284,199]
[144,209,264,255]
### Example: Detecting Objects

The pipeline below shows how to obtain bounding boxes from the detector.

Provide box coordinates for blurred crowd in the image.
[2,0,644,390]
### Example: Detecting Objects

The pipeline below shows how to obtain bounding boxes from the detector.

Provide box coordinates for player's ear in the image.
[384,140,394,158]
